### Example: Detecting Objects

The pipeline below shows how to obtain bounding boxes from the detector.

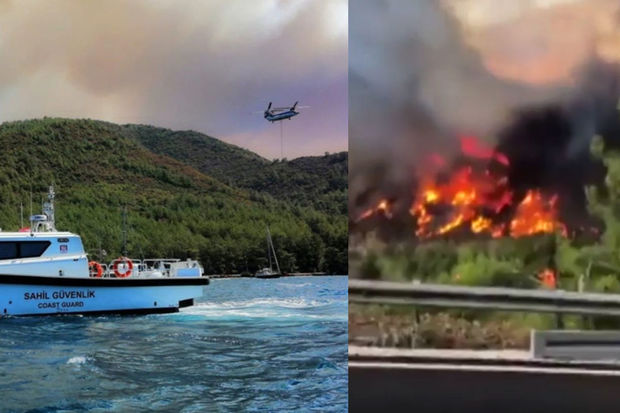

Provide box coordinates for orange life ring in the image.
[89,261,103,278]
[113,257,133,278]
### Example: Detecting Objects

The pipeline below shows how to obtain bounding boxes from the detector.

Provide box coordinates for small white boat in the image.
[255,226,281,279]
[0,186,208,316]
[255,267,280,279]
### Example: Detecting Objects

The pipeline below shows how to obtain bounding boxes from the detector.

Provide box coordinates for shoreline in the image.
[209,273,348,279]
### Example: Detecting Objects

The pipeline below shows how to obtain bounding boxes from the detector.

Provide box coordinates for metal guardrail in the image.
[349,279,620,317]
[531,330,620,360]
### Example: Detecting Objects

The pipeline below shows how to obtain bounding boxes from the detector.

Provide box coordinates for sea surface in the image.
[0,276,348,412]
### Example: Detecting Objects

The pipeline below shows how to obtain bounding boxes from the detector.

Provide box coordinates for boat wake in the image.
[274,282,313,288]
[66,356,88,365]
[177,297,346,320]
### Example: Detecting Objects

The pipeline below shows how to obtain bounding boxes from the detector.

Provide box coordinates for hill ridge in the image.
[0,117,347,274]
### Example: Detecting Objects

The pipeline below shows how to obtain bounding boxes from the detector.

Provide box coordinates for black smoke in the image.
[350,1,620,242]
[496,62,620,230]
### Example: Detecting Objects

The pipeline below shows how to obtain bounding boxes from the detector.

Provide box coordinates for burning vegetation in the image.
[356,134,568,241]
[349,0,620,294]
[349,0,620,348]
[349,100,620,292]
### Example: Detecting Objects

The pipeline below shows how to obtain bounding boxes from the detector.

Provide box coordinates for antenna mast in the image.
[121,207,128,257]
[41,185,56,231]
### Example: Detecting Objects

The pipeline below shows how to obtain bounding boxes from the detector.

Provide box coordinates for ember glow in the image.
[358,135,567,239]
[357,198,393,221]
[539,268,557,289]
[510,191,567,237]
[411,162,508,238]
[460,135,510,166]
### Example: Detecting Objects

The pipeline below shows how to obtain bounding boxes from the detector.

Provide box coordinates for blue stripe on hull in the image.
[1,284,205,316]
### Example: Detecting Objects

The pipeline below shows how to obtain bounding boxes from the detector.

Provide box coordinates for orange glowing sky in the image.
[0,0,347,160]
[445,0,620,85]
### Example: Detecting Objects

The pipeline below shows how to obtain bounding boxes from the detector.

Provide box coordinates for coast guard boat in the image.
[0,187,208,316]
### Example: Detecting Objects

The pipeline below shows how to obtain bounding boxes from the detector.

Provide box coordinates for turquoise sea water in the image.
[0,276,348,412]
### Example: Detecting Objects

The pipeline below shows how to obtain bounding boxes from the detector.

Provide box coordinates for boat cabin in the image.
[0,232,88,277]
[0,186,203,279]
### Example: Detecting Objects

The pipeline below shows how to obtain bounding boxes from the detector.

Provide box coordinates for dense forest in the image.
[0,118,347,275]
[123,125,347,214]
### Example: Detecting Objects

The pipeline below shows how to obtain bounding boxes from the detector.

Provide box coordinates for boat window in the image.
[0,242,17,259]
[57,238,69,243]
[19,241,51,258]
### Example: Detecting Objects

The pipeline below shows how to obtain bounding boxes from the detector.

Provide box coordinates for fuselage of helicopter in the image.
[264,110,299,122]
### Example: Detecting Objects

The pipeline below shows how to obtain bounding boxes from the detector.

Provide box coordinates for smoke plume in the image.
[0,0,347,159]
[350,0,620,223]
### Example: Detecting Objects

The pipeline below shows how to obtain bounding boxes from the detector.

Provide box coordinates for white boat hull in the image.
[0,275,209,316]
[255,273,281,279]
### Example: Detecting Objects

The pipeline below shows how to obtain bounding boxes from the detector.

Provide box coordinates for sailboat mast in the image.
[267,226,280,274]
[267,228,272,270]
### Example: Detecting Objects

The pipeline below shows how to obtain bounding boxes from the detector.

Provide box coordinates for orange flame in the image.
[411,163,517,238]
[510,191,566,237]
[356,198,393,222]
[358,135,567,239]
[539,268,556,289]
[471,216,492,233]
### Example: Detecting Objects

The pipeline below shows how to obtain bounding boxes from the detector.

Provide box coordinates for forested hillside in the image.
[123,125,347,214]
[0,118,347,274]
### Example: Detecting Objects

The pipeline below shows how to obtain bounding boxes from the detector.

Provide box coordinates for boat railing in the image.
[93,257,201,278]
[112,258,184,277]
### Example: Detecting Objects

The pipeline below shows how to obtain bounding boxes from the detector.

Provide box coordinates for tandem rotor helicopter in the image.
[254,101,310,159]
[262,101,309,122]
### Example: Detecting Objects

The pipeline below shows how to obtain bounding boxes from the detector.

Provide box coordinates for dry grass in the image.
[349,306,537,349]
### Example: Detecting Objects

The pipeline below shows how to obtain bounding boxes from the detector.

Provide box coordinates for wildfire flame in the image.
[539,268,557,289]
[357,199,393,221]
[357,135,567,239]
[510,192,566,237]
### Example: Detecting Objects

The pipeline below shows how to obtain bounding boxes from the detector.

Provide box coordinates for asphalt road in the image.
[349,347,620,412]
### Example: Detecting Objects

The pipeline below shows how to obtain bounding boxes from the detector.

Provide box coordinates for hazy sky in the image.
[0,0,347,159]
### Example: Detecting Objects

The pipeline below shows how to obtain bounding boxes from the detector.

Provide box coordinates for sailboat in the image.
[255,226,281,279]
